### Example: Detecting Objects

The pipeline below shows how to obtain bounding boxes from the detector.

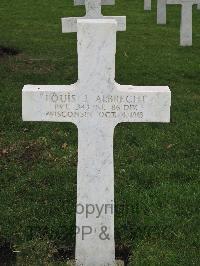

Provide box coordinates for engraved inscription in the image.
[41,92,146,120]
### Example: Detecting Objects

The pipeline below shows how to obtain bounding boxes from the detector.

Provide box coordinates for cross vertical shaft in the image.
[76,124,115,265]
[180,2,193,46]
[157,0,167,24]
[76,19,116,266]
[85,0,102,17]
[77,19,115,90]
[144,0,152,10]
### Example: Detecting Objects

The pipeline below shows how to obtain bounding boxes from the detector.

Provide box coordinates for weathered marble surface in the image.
[23,83,171,124]
[62,0,126,32]
[23,19,171,265]
[144,0,152,10]
[157,0,200,46]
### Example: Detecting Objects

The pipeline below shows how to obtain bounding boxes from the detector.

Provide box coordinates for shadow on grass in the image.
[52,245,131,265]
[0,240,16,265]
[0,46,20,57]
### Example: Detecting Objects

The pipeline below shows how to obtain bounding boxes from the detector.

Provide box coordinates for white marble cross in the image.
[157,0,200,46]
[144,0,152,10]
[62,0,126,32]
[23,18,171,265]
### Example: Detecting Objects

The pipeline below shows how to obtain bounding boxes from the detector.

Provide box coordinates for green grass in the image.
[0,0,200,265]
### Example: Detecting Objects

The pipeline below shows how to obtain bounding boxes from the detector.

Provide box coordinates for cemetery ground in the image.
[0,0,199,265]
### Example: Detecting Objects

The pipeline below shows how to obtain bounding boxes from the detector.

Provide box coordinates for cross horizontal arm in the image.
[22,85,78,123]
[62,16,126,32]
[74,0,115,5]
[22,84,171,124]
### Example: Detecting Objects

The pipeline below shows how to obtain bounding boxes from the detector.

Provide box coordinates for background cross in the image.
[62,0,126,32]
[75,0,114,17]
[157,0,200,46]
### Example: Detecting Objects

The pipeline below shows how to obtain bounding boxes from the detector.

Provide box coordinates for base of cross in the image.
[66,260,124,265]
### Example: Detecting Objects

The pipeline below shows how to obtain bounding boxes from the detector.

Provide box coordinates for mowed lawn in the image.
[0,0,200,265]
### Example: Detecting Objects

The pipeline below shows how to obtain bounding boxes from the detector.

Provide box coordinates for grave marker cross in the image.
[75,0,113,17]
[62,0,126,32]
[157,0,200,46]
[23,18,171,265]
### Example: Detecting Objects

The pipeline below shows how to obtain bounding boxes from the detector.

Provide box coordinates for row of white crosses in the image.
[144,0,200,11]
[22,0,171,265]
[144,0,200,46]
